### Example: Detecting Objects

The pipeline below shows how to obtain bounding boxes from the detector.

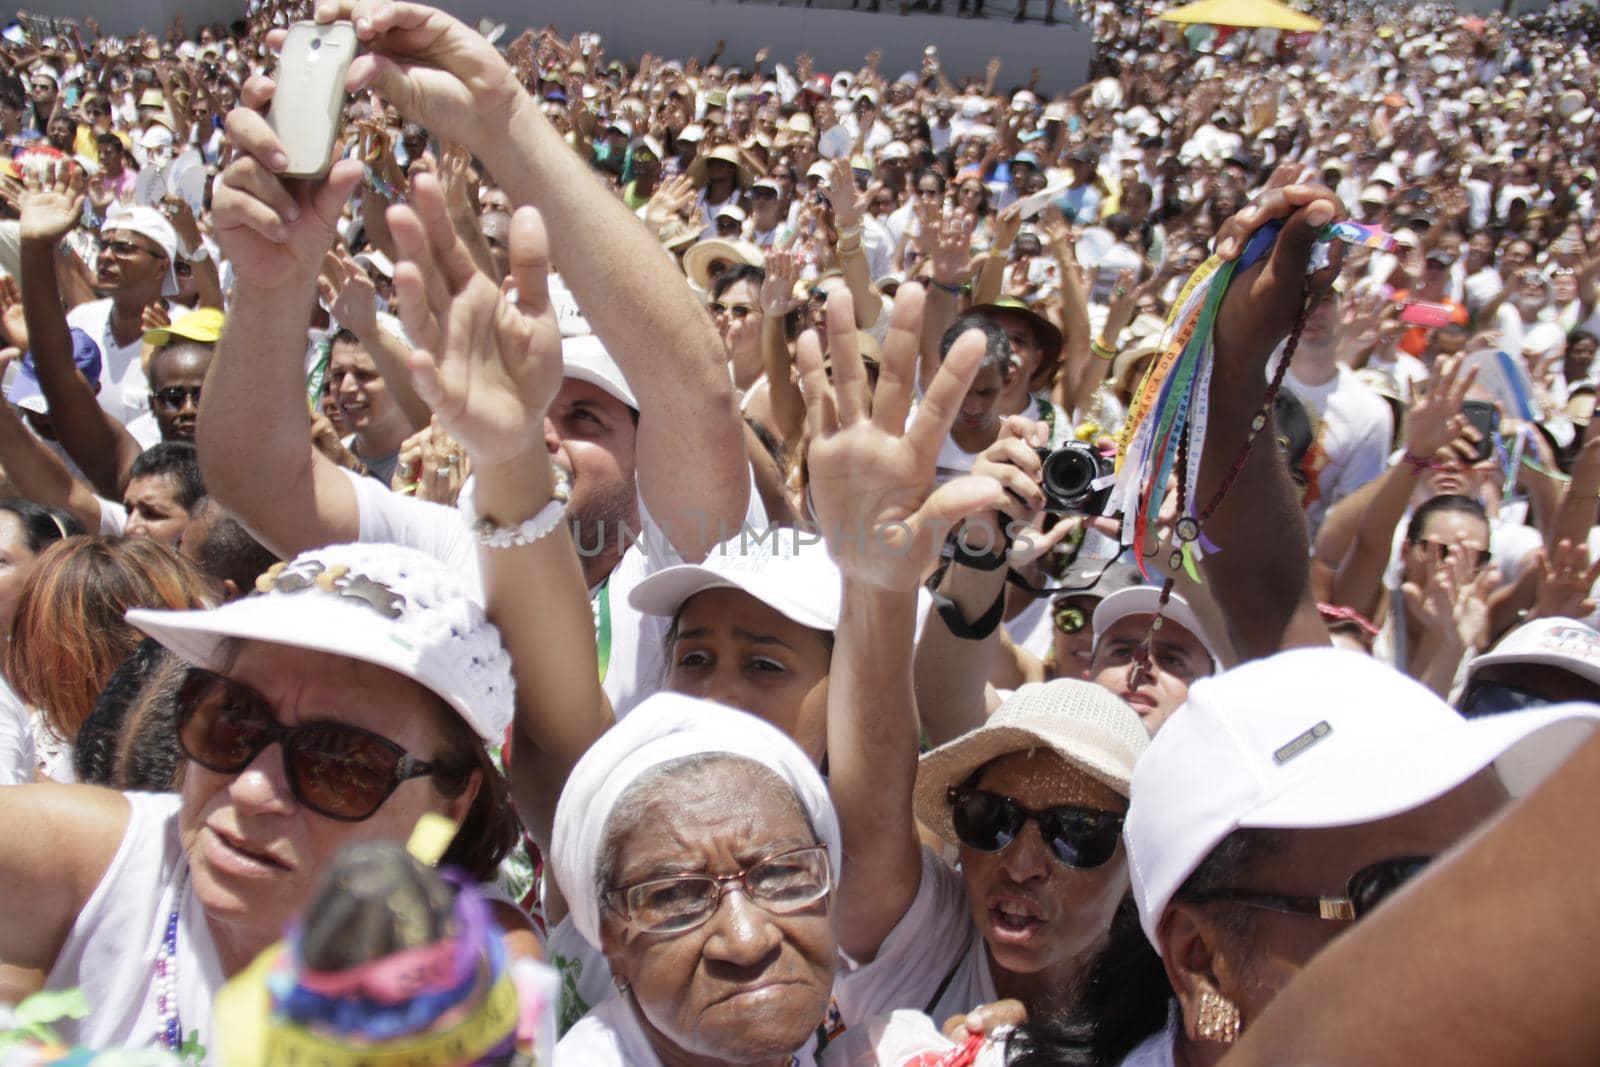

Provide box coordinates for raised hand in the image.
[929,208,978,288]
[318,250,379,336]
[991,202,1023,253]
[312,0,526,155]
[1212,164,1342,380]
[1534,539,1600,620]
[387,172,561,470]
[1404,354,1476,461]
[760,248,804,316]
[798,283,1004,592]
[141,301,170,333]
[18,158,85,246]
[0,275,27,351]
[826,156,868,232]
[215,69,363,289]
[435,140,480,215]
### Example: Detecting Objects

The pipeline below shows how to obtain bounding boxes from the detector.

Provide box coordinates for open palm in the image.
[19,161,85,245]
[800,284,1004,592]
[388,173,561,470]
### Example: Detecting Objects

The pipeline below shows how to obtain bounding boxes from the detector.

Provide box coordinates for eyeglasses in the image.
[709,302,757,320]
[604,845,832,935]
[1408,538,1491,570]
[1179,855,1431,921]
[176,669,466,822]
[1457,679,1553,718]
[1053,603,1089,635]
[150,385,202,410]
[947,786,1125,869]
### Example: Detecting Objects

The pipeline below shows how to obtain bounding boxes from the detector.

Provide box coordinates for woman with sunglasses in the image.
[0,542,522,1052]
[1001,647,1596,1067]
[782,281,1152,1035]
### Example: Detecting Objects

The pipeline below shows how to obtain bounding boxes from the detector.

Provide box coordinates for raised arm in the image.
[387,175,608,852]
[756,247,806,450]
[1329,356,1476,621]
[0,396,104,531]
[802,283,1001,962]
[1201,167,1336,657]
[199,84,367,557]
[327,0,747,559]
[17,163,141,498]
[826,157,884,331]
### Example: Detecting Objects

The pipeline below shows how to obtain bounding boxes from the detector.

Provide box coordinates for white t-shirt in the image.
[1281,365,1393,535]
[67,297,166,428]
[556,989,820,1066]
[0,674,35,786]
[47,791,226,1054]
[833,848,996,1030]
[343,467,769,718]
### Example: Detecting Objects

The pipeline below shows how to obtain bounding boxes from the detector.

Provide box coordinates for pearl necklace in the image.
[153,870,188,1051]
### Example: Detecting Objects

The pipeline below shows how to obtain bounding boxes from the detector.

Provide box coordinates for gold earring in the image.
[1196,989,1240,1044]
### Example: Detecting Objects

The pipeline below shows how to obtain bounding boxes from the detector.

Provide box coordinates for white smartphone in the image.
[268,21,358,179]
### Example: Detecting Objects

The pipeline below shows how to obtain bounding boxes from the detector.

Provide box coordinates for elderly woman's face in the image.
[1187,772,1506,1032]
[178,642,478,965]
[601,761,836,1062]
[959,750,1129,985]
[668,590,831,765]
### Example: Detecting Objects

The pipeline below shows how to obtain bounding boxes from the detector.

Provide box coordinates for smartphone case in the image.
[1400,302,1454,329]
[268,22,357,179]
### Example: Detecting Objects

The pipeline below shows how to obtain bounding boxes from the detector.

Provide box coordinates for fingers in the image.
[871,282,923,435]
[224,101,291,177]
[795,327,837,441]
[824,287,869,426]
[913,475,1010,556]
[407,173,479,293]
[507,206,552,321]
[388,206,454,320]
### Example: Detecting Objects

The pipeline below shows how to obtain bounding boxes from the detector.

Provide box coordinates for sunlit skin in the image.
[329,340,411,462]
[122,473,192,547]
[959,750,1129,1017]
[1163,773,1509,1067]
[543,380,639,589]
[991,311,1044,416]
[667,589,831,766]
[179,643,480,976]
[1400,510,1491,591]
[1085,614,1212,734]
[600,761,835,1066]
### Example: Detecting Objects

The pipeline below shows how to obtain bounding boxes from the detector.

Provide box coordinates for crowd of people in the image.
[1,0,1600,1062]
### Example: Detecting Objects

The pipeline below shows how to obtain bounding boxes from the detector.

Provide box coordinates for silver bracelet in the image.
[469,470,571,549]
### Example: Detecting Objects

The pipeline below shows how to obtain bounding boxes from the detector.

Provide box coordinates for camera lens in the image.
[1041,447,1098,505]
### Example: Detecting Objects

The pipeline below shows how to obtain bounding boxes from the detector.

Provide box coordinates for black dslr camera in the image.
[1036,444,1113,515]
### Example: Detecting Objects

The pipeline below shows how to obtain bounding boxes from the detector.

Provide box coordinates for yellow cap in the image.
[144,307,224,347]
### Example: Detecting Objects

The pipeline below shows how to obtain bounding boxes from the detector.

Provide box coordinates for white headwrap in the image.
[550,692,841,949]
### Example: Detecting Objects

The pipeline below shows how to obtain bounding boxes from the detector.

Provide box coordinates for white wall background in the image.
[24,0,1097,92]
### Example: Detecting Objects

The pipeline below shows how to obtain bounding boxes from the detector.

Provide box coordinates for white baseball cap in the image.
[1466,617,1600,693]
[1092,585,1221,669]
[126,543,514,745]
[1126,647,1600,950]
[101,204,180,297]
[561,333,637,410]
[629,534,842,633]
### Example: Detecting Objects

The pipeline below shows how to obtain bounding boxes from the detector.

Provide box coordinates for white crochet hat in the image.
[127,543,514,744]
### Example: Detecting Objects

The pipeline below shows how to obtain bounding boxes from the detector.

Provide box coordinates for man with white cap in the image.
[1113,647,1598,1064]
[205,87,753,718]
[21,169,177,428]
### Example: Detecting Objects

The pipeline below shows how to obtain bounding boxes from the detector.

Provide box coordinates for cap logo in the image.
[1273,721,1332,765]
[255,561,407,619]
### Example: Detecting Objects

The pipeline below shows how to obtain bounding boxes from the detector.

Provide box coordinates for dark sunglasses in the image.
[150,385,201,410]
[1409,538,1491,570]
[947,786,1124,869]
[708,302,756,319]
[176,669,466,822]
[105,238,162,259]
[1180,855,1430,921]
[1457,679,1553,718]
